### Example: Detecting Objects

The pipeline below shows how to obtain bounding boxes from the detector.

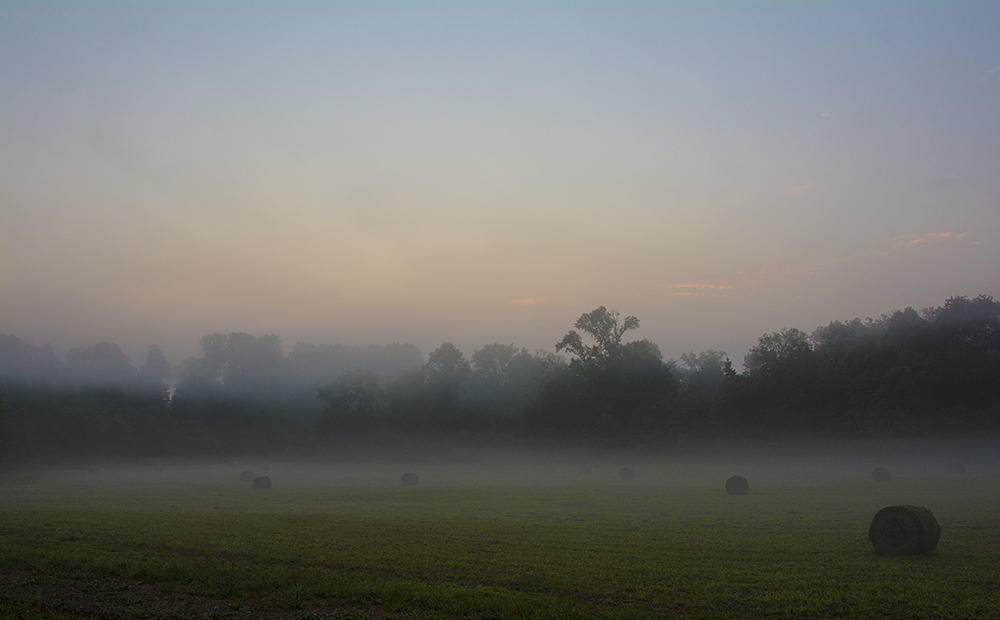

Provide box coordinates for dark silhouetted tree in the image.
[222,333,283,399]
[175,332,283,402]
[426,342,471,381]
[317,368,386,431]
[609,339,676,409]
[679,349,734,396]
[469,345,566,427]
[556,307,640,377]
[0,335,64,386]
[138,344,171,398]
[737,328,826,433]
[64,342,137,387]
[425,342,471,421]
[548,307,675,439]
[744,328,813,375]
[175,333,227,398]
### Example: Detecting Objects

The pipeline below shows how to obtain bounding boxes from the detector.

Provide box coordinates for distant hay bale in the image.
[400,472,419,486]
[725,475,749,495]
[871,467,891,483]
[618,467,634,480]
[239,471,255,483]
[252,476,272,489]
[868,505,941,556]
[948,461,966,475]
[577,465,593,476]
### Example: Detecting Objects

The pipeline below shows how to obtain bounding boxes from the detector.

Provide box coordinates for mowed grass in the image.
[2,462,1000,619]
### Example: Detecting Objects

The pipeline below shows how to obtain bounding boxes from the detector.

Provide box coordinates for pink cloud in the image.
[509,297,547,306]
[891,232,968,250]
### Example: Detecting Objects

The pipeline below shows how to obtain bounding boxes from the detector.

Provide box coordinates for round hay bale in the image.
[618,467,634,480]
[252,475,272,489]
[868,505,941,555]
[239,471,255,483]
[577,465,593,476]
[400,472,419,486]
[871,467,891,483]
[947,461,966,475]
[725,475,749,495]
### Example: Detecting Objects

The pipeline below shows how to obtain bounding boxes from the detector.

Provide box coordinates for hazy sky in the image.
[2,2,998,368]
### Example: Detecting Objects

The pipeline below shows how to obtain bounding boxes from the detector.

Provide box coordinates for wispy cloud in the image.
[509,297,547,306]
[983,67,999,81]
[892,232,968,250]
[876,232,970,254]
[667,261,837,298]
[907,232,967,245]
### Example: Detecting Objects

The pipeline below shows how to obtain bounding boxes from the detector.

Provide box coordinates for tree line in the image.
[1,294,997,465]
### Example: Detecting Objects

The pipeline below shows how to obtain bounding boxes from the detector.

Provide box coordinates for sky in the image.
[1,1,998,369]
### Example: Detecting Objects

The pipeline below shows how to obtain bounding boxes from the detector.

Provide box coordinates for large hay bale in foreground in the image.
[618,467,634,480]
[239,471,255,483]
[252,476,272,489]
[400,472,419,486]
[871,467,891,483]
[577,465,593,476]
[948,461,966,475]
[725,475,749,495]
[868,505,941,555]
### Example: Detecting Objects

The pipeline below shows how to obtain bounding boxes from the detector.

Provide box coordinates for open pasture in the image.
[3,460,1000,619]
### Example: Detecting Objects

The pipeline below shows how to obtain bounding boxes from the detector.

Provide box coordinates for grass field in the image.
[2,457,1000,619]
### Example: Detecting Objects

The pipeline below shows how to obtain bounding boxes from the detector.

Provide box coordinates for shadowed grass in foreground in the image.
[2,470,1000,619]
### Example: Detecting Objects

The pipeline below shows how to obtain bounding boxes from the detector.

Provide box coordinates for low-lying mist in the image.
[12,436,998,495]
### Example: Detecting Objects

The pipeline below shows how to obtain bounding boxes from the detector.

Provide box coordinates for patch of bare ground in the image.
[0,568,432,620]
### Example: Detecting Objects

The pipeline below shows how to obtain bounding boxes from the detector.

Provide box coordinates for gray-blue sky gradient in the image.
[2,2,998,366]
